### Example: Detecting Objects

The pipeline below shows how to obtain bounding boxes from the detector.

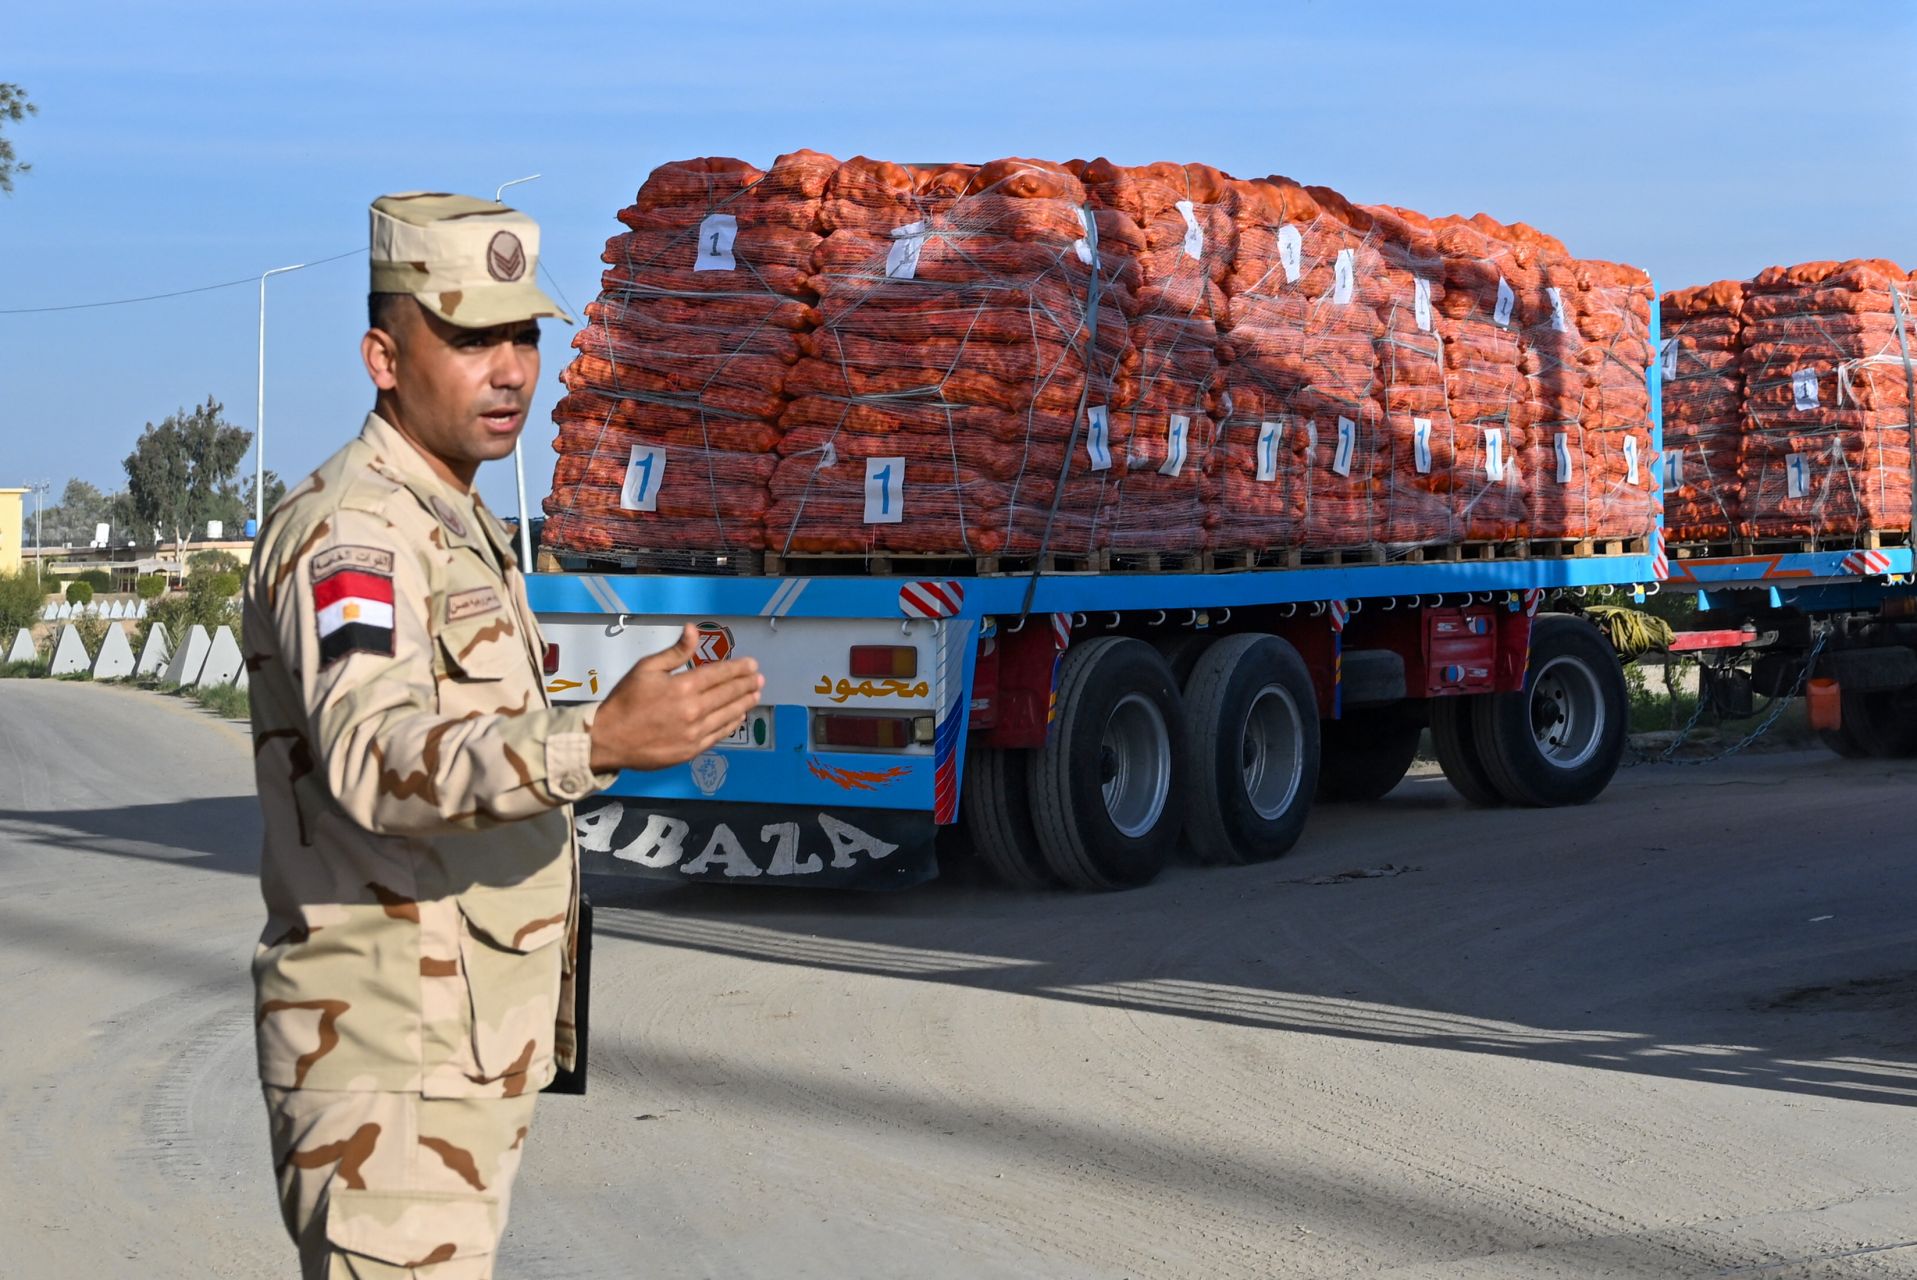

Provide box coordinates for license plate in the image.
[723,709,772,749]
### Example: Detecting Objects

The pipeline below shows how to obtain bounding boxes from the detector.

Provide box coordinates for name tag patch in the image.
[313,547,397,666]
[446,586,504,623]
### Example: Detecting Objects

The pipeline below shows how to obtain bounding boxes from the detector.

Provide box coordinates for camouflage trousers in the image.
[264,1086,540,1279]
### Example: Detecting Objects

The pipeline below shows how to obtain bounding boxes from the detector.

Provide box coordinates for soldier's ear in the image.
[362,326,400,392]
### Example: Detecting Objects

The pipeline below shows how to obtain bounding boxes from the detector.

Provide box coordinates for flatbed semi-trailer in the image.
[529,507,1665,890]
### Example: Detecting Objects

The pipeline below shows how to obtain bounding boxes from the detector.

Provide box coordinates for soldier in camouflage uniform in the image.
[245,192,763,1278]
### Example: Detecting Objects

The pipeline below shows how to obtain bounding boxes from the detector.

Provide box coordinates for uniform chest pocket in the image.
[436,606,522,682]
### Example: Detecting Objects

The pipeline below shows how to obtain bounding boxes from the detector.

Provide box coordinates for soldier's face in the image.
[363,300,541,488]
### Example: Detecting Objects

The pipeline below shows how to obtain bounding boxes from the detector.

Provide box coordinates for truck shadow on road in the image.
[584,763,1917,1111]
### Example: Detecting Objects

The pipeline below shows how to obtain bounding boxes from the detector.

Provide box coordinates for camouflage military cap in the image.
[369,192,574,329]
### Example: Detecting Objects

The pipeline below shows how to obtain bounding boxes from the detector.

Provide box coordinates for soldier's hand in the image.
[588,625,765,773]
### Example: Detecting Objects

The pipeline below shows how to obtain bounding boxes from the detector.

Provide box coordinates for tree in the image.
[123,398,254,551]
[39,478,111,547]
[65,581,93,607]
[0,84,34,196]
[243,470,288,523]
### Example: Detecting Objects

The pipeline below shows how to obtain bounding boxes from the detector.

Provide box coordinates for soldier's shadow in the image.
[0,795,262,877]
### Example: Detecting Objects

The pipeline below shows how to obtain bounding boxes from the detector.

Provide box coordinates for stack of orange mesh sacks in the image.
[544,153,1662,565]
[768,157,1137,559]
[1216,178,1390,553]
[1737,260,1915,541]
[1079,162,1229,558]
[1660,280,1746,542]
[543,152,834,559]
[1525,247,1659,542]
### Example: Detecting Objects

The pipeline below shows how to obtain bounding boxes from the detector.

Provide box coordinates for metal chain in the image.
[1628,627,1831,766]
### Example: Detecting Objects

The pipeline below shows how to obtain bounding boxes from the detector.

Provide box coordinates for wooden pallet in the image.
[1204,546,1305,572]
[762,549,1105,577]
[552,548,765,576]
[1106,549,1208,574]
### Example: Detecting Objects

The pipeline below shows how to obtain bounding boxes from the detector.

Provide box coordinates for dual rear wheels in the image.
[964,613,1630,888]
[966,633,1319,890]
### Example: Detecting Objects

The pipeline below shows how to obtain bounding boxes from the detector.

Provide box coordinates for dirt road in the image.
[2,678,1914,1278]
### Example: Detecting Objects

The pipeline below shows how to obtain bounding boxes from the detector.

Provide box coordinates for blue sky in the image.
[4,1,1914,526]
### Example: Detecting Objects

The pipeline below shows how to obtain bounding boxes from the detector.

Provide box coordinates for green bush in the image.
[135,573,168,600]
[65,580,94,607]
[0,569,48,638]
[188,549,242,576]
[0,657,48,679]
[79,569,113,593]
[72,612,109,662]
[142,569,242,654]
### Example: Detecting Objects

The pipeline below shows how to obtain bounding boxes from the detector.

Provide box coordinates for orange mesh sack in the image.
[1737,260,1916,539]
[1221,177,1388,551]
[544,152,835,559]
[1660,280,1746,542]
[1082,162,1231,557]
[767,158,1137,559]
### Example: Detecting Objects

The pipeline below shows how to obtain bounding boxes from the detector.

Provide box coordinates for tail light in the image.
[543,643,560,676]
[849,645,918,678]
[814,712,936,750]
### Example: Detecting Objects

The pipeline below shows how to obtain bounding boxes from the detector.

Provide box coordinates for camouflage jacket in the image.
[245,412,608,1098]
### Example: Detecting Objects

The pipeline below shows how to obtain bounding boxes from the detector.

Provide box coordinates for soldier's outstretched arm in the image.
[258,508,610,835]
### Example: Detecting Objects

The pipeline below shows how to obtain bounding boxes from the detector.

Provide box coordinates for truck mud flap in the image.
[573,796,939,889]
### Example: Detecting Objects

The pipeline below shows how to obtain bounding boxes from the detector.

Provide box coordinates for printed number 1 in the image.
[710,232,722,257]
[632,453,655,501]
[875,464,893,515]
[864,456,905,524]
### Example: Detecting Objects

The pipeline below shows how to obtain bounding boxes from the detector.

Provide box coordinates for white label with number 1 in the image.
[1256,420,1283,482]
[864,457,906,524]
[1493,276,1516,328]
[1161,415,1190,477]
[1085,405,1112,472]
[694,214,738,272]
[1332,416,1356,477]
[620,444,667,512]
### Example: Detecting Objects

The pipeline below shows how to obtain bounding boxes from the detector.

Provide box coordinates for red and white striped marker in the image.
[1840,549,1892,576]
[1051,612,1072,651]
[1523,588,1545,617]
[1328,600,1350,633]
[1650,528,1669,582]
[899,581,964,618]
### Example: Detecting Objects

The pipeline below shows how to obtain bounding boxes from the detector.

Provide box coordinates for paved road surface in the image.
[2,678,1915,1278]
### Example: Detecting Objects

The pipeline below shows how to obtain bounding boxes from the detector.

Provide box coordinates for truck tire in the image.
[1155,632,1214,688]
[1430,696,1506,806]
[1471,614,1627,807]
[1318,704,1423,802]
[1833,685,1917,758]
[1181,633,1319,864]
[1029,637,1185,890]
[960,747,1057,890]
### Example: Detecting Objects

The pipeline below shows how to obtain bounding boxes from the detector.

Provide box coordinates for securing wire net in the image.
[1738,260,1915,541]
[544,151,836,562]
[771,157,1134,559]
[543,152,1662,568]
[1660,279,1747,542]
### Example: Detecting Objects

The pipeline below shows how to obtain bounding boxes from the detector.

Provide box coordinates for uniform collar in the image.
[358,413,519,568]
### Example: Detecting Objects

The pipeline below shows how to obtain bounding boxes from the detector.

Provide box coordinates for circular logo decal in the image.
[486,230,527,282]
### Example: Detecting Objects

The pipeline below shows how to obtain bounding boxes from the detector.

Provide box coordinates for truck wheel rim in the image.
[1242,683,1304,820]
[1530,656,1603,768]
[1100,692,1171,838]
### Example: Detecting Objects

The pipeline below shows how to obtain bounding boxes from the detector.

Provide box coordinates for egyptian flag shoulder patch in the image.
[312,545,397,667]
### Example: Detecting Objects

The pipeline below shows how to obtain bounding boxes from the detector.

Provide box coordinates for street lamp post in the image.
[27,479,49,582]
[255,262,306,532]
